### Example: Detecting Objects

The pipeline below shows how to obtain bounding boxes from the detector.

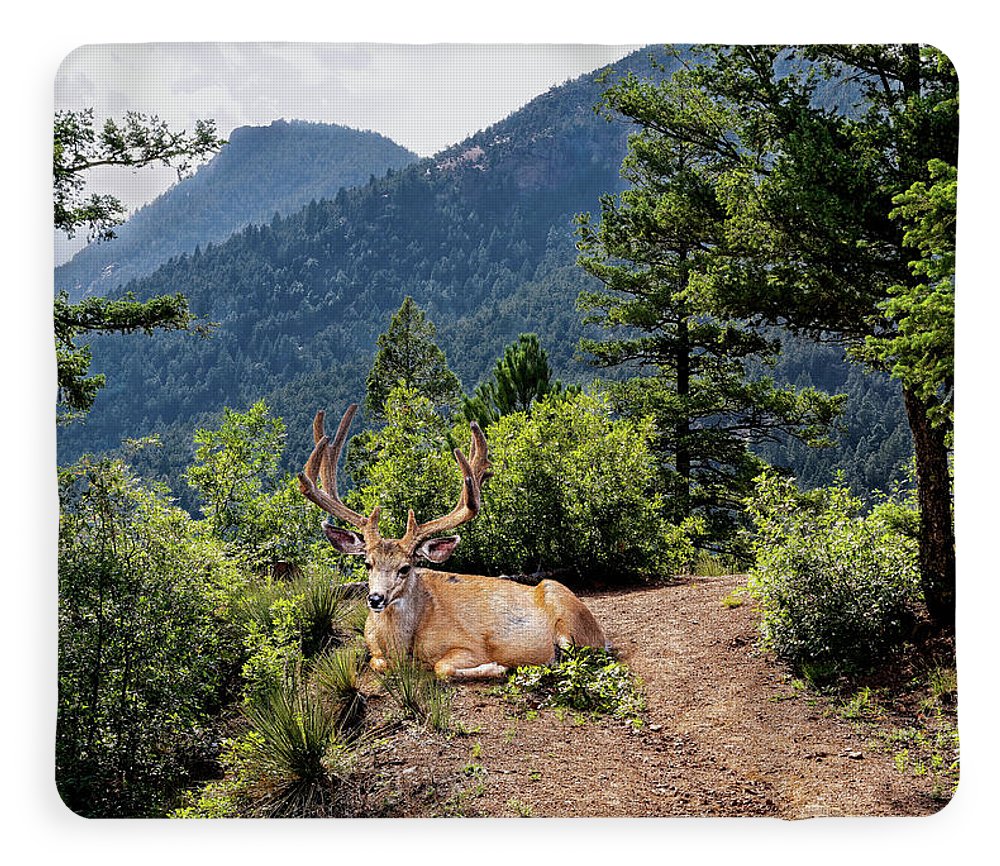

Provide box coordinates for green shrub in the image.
[57,456,246,817]
[239,596,304,704]
[237,572,361,655]
[172,646,371,819]
[457,392,695,582]
[185,400,328,568]
[501,645,645,722]
[345,387,693,582]
[745,472,921,675]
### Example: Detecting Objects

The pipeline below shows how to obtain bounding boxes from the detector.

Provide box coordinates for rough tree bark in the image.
[902,387,955,628]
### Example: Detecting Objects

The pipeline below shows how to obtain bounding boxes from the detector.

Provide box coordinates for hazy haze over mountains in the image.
[53,43,644,264]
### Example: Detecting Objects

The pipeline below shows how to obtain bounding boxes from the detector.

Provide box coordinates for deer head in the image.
[297,404,492,611]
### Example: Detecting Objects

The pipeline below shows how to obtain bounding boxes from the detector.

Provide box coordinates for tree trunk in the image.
[902,387,955,628]
[675,316,691,519]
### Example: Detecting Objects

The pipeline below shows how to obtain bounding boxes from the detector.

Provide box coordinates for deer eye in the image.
[364,561,373,571]
[398,564,412,578]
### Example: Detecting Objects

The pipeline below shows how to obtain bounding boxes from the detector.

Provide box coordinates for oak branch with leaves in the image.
[53,109,225,422]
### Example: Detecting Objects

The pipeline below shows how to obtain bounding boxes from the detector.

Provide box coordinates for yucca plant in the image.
[293,574,359,655]
[238,672,354,817]
[342,597,371,639]
[377,654,453,732]
[311,644,368,739]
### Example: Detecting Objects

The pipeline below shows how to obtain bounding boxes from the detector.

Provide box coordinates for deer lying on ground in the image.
[297,404,607,680]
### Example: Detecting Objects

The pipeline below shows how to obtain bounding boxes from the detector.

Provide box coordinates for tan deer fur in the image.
[298,405,607,679]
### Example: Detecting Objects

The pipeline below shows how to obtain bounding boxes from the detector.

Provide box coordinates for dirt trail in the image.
[368,575,946,818]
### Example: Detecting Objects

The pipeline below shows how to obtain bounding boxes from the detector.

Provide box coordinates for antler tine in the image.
[403,421,492,550]
[297,405,368,528]
[322,404,359,500]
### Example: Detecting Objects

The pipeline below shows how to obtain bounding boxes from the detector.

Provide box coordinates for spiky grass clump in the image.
[311,644,368,739]
[234,675,356,818]
[377,655,453,732]
[342,595,371,639]
[694,550,729,577]
[173,648,372,819]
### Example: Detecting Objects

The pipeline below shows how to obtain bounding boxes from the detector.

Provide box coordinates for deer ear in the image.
[323,522,366,554]
[415,535,461,563]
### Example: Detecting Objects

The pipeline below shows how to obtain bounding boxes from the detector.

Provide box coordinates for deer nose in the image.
[368,593,386,610]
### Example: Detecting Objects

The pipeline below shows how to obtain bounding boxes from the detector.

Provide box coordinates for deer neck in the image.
[376,570,429,651]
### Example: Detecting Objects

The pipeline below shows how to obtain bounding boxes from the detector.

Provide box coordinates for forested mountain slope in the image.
[57,48,912,507]
[54,120,418,299]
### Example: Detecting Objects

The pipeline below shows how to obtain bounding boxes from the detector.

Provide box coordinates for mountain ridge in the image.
[56,46,912,508]
[54,119,419,300]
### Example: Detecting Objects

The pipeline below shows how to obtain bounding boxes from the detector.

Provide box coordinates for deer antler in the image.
[402,421,492,552]
[297,404,374,531]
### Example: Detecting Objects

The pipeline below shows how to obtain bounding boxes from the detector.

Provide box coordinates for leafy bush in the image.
[235,573,365,702]
[345,387,693,582]
[347,385,461,538]
[57,455,246,817]
[457,392,696,582]
[239,596,305,705]
[745,472,921,676]
[185,400,328,568]
[237,573,361,655]
[501,645,645,722]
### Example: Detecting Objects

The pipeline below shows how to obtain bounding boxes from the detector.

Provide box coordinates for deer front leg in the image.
[452,662,508,680]
[433,650,508,680]
[364,612,391,673]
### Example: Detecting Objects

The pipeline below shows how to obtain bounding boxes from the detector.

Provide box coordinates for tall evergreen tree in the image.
[863,159,955,432]
[592,45,956,623]
[462,333,572,427]
[54,109,224,241]
[364,296,462,419]
[577,125,841,542]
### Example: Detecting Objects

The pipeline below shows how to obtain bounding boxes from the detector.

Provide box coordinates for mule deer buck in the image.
[297,404,607,680]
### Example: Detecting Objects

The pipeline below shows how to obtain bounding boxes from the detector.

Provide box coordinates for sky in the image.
[54,43,643,263]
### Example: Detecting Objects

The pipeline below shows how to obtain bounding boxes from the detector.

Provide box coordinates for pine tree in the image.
[577,98,842,542]
[54,291,197,423]
[364,297,462,420]
[593,45,956,624]
[53,108,224,422]
[462,333,573,427]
